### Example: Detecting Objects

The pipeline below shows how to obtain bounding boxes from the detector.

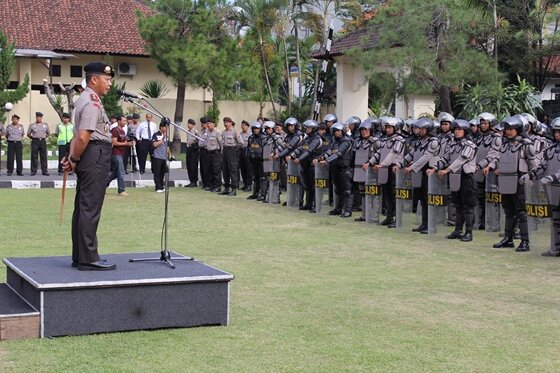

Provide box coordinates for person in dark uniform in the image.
[493,115,537,252]
[5,114,24,176]
[220,117,243,196]
[314,122,354,217]
[289,119,322,211]
[274,121,287,191]
[428,119,477,242]
[185,118,199,187]
[27,112,50,176]
[246,122,265,199]
[239,120,252,191]
[61,62,116,270]
[323,114,337,206]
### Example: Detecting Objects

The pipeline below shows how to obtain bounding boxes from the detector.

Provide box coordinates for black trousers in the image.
[137,139,151,172]
[222,147,239,189]
[451,173,476,233]
[7,141,22,174]
[331,164,353,211]
[186,146,199,185]
[31,138,48,173]
[208,150,222,189]
[501,184,529,240]
[280,158,287,190]
[239,149,252,187]
[300,160,315,208]
[72,141,112,264]
[249,157,264,195]
[381,168,396,219]
[476,180,486,227]
[152,158,168,191]
[58,144,70,173]
[414,172,429,227]
[199,148,210,187]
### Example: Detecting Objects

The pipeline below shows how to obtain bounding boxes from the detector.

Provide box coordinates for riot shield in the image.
[485,173,503,232]
[525,180,552,253]
[314,163,329,213]
[286,160,301,208]
[395,169,413,229]
[427,174,447,234]
[267,159,281,204]
[364,168,380,224]
[262,142,274,173]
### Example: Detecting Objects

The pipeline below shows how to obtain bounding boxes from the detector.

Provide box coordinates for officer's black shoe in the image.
[340,211,352,218]
[219,188,230,195]
[256,195,265,201]
[204,186,212,191]
[541,251,560,257]
[420,228,429,234]
[43,172,50,176]
[493,237,514,248]
[77,261,116,271]
[412,225,427,232]
[478,225,485,230]
[380,218,394,226]
[447,230,463,239]
[30,172,36,176]
[247,194,258,199]
[17,173,23,176]
[460,232,473,242]
[299,205,311,211]
[387,221,396,228]
[309,209,316,213]
[228,189,237,196]
[211,187,221,193]
[515,240,530,252]
[329,209,342,216]
[355,216,365,222]
[282,202,287,206]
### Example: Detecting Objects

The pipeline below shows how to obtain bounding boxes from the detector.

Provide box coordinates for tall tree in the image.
[355,0,497,114]
[0,31,29,122]
[137,0,231,153]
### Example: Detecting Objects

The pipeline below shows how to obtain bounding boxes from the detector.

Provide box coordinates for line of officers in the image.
[185,111,560,256]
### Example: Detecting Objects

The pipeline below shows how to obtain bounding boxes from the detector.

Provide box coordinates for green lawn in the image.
[1,188,559,372]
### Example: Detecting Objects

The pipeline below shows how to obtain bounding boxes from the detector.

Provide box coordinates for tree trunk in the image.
[439,85,452,114]
[282,35,291,115]
[172,80,186,156]
[260,33,278,119]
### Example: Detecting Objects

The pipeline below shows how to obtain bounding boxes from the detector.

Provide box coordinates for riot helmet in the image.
[535,121,552,140]
[402,119,415,136]
[323,113,338,123]
[263,121,275,134]
[414,118,435,137]
[437,112,455,124]
[330,122,344,135]
[469,118,480,127]
[452,119,471,137]
[380,116,404,132]
[478,112,497,130]
[250,121,262,130]
[501,115,525,135]
[520,113,537,131]
[345,116,361,128]
[302,119,319,133]
[284,117,300,131]
[550,117,560,141]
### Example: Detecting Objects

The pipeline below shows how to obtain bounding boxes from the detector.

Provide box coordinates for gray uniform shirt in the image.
[222,129,243,148]
[206,128,222,151]
[6,124,24,141]
[27,122,50,139]
[73,87,111,142]
[186,128,199,146]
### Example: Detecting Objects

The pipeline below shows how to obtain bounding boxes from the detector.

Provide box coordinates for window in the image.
[51,65,61,77]
[70,65,83,78]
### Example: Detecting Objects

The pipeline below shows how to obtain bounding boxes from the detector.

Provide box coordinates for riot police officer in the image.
[246,122,266,199]
[323,114,337,206]
[428,119,477,242]
[346,116,363,211]
[352,119,375,221]
[396,118,440,233]
[493,115,538,252]
[364,117,405,227]
[289,120,322,210]
[313,122,354,217]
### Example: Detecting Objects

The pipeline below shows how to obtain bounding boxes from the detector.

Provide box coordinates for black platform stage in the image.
[1,252,233,338]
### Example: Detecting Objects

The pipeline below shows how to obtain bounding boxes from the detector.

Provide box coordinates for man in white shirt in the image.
[135,113,158,173]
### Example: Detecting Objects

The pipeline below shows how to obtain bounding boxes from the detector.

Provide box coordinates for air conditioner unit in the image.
[117,62,137,76]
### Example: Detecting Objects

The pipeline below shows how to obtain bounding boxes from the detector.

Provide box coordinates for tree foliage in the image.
[0,30,29,122]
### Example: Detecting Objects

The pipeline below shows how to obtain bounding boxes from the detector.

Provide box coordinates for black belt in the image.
[32,138,46,141]
[208,149,220,153]
[89,140,112,148]
[7,140,21,143]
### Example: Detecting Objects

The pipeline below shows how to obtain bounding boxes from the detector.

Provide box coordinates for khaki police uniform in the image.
[186,128,199,186]
[206,127,222,190]
[221,128,243,192]
[27,121,50,175]
[71,85,112,265]
[6,122,24,175]
[239,129,253,189]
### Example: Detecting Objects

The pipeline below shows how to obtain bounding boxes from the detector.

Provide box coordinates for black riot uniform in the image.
[246,122,266,199]
[493,115,538,252]
[316,122,354,217]
[526,118,560,256]
[345,116,363,211]
[398,118,440,233]
[432,120,478,242]
[351,120,375,222]
[290,120,323,210]
[367,117,405,227]
[474,113,502,230]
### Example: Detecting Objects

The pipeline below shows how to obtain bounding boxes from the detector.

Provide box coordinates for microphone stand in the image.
[122,95,204,269]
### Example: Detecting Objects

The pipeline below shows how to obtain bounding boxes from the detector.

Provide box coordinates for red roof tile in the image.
[0,0,154,56]
[313,27,379,60]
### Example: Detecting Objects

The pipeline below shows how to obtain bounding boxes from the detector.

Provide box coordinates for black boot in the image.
[447,231,463,239]
[340,193,353,218]
[219,188,230,195]
[256,177,268,201]
[380,217,394,226]
[412,225,427,232]
[493,236,514,248]
[329,209,342,215]
[460,232,473,242]
[228,189,237,196]
[515,240,530,252]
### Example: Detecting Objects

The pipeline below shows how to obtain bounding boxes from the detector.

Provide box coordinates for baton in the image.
[59,170,68,225]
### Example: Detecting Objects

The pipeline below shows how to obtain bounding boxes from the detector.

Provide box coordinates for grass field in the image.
[1,187,559,372]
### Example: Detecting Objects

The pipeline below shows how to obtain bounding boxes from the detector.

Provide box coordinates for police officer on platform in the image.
[61,62,116,270]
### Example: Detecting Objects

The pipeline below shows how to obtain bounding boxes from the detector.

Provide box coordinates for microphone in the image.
[117,89,143,99]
